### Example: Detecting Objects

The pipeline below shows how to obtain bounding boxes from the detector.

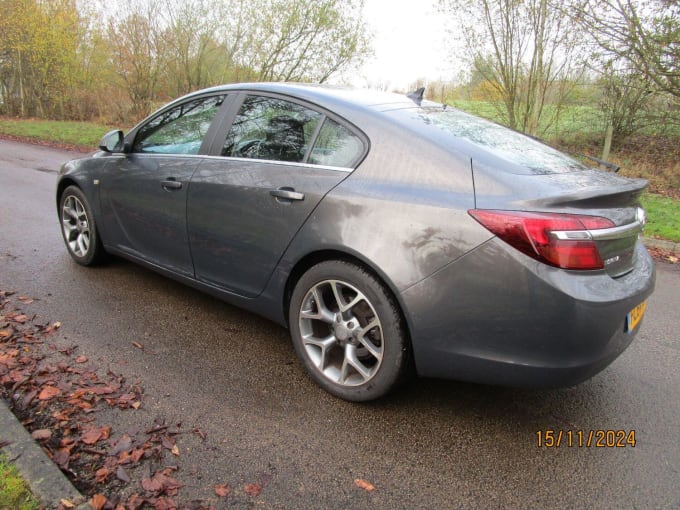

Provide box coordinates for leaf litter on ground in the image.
[0,289,237,509]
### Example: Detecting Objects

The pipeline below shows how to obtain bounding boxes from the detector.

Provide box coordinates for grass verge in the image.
[0,454,41,510]
[0,117,114,148]
[641,193,680,242]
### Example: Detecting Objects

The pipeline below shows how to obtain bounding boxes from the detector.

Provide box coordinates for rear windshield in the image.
[396,104,586,174]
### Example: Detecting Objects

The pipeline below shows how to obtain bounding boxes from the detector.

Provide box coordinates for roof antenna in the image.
[406,87,425,106]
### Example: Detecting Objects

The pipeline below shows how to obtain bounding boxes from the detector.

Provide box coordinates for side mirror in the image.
[99,130,127,153]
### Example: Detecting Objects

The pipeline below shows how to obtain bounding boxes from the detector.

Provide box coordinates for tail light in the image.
[469,209,615,270]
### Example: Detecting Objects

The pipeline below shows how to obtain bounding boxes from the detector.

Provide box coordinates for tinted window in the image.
[134,95,225,154]
[309,118,363,168]
[223,96,321,162]
[396,105,586,174]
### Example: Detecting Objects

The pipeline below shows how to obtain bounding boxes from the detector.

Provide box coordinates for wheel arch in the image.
[283,249,414,350]
[56,177,79,209]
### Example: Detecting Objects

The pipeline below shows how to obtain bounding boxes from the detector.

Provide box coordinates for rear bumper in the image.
[401,239,655,387]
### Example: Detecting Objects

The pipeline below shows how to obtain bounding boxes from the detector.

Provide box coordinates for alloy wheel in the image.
[298,279,384,386]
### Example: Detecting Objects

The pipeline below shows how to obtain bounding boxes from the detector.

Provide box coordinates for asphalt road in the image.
[1,139,679,509]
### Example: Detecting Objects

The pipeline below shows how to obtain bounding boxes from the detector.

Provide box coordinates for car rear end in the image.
[390,105,655,387]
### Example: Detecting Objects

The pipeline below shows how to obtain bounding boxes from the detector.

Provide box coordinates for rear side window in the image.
[395,105,587,174]
[134,95,225,154]
[223,95,321,162]
[309,118,364,168]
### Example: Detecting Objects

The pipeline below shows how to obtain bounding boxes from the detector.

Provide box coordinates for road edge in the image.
[643,237,679,254]
[0,399,88,509]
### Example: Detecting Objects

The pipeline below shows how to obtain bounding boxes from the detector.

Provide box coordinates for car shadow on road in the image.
[83,256,631,440]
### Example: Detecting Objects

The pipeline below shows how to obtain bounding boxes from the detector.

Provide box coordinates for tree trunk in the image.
[601,123,613,162]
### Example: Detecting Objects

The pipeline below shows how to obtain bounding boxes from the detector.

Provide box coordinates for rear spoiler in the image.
[579,154,620,173]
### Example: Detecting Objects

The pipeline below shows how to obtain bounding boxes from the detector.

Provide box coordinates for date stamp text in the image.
[536,430,636,448]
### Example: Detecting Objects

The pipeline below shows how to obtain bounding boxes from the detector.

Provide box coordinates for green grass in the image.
[0,454,41,510]
[641,193,680,242]
[0,117,114,148]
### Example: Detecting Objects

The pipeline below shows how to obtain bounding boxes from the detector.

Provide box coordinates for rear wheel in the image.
[289,260,409,401]
[59,185,106,266]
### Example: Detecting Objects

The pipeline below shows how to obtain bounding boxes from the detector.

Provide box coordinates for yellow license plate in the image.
[627,300,647,334]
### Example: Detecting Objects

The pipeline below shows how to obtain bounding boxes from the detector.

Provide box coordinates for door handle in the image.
[161,178,182,191]
[270,188,305,201]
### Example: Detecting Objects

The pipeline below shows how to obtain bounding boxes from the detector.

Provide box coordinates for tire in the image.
[59,185,106,266]
[289,260,410,402]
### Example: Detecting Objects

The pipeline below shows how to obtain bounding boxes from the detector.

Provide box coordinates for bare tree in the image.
[163,0,221,97]
[3,0,372,122]
[567,0,679,151]
[106,2,169,118]
[241,0,371,83]
[439,0,586,136]
[573,0,679,98]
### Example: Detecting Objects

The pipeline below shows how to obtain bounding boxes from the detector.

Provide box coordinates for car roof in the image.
[183,82,418,113]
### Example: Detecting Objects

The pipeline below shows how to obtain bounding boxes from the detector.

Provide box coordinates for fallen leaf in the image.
[171,444,180,456]
[354,479,376,492]
[44,321,61,334]
[52,448,70,469]
[126,494,146,510]
[121,447,146,465]
[244,483,261,497]
[38,385,60,400]
[89,494,107,510]
[89,386,116,396]
[18,296,34,304]
[75,355,88,363]
[60,499,75,509]
[31,429,52,440]
[12,314,28,323]
[21,389,37,409]
[116,465,131,483]
[140,475,161,492]
[111,434,132,456]
[132,401,141,409]
[132,341,144,350]
[95,467,110,483]
[215,483,231,497]
[116,392,137,408]
[153,497,176,510]
[81,425,111,445]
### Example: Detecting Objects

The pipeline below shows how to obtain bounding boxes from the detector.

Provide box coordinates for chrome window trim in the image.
[201,154,354,173]
[101,153,353,172]
[103,153,204,160]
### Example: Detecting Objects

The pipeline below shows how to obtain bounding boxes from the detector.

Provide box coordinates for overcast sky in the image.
[349,0,461,90]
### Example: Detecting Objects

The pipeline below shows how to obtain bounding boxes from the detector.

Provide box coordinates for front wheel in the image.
[59,185,106,266]
[289,260,410,402]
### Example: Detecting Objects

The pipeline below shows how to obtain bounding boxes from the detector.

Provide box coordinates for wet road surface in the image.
[1,139,678,508]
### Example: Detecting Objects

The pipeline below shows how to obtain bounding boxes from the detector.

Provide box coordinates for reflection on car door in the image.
[187,94,356,298]
[188,160,348,297]
[99,95,226,276]
[99,156,200,276]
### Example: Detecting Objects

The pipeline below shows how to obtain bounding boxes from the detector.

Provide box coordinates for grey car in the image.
[57,83,655,401]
